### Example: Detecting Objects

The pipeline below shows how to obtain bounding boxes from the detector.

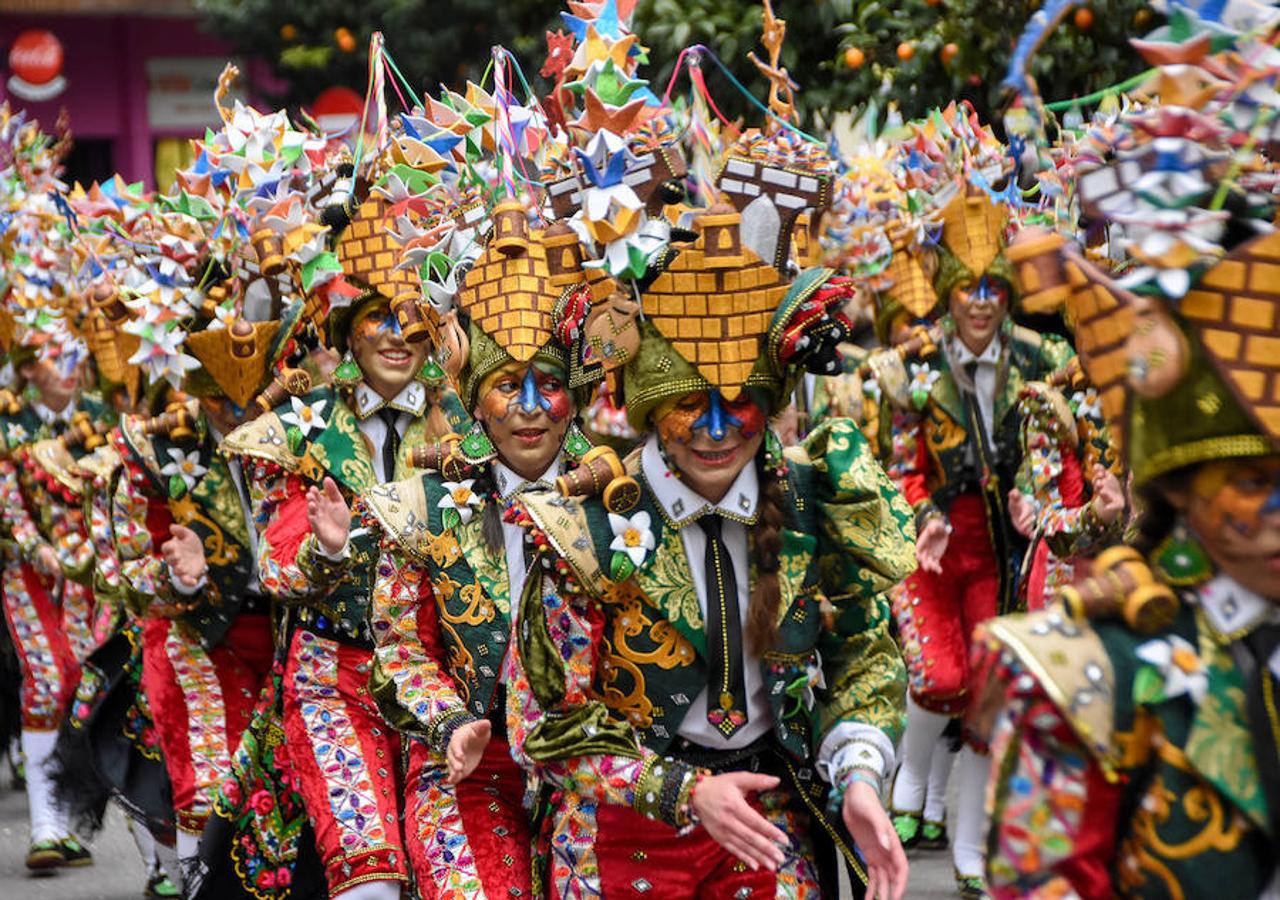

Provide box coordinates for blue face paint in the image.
[517,366,546,415]
[691,390,743,442]
[1262,478,1280,518]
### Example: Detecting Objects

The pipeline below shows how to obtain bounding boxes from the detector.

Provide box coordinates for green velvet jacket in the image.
[973,581,1275,898]
[507,418,915,843]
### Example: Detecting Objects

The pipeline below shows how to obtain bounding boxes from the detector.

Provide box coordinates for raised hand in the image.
[1007,488,1036,538]
[690,771,788,872]
[306,477,351,555]
[842,780,909,900]
[1090,464,1126,525]
[161,524,207,587]
[915,517,950,574]
[33,543,60,579]
[446,719,492,785]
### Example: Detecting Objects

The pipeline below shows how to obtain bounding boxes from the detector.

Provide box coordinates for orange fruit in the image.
[279,23,298,41]
[335,27,357,53]
[1074,7,1094,29]
[940,42,959,65]
[896,41,915,61]
[843,46,866,69]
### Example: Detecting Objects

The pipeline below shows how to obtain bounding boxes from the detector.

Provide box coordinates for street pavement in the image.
[0,781,958,898]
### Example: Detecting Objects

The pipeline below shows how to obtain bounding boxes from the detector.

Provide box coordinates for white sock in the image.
[923,738,957,823]
[153,839,181,887]
[333,879,402,900]
[889,698,949,814]
[128,817,157,871]
[20,729,64,843]
[176,828,201,866]
[952,746,990,878]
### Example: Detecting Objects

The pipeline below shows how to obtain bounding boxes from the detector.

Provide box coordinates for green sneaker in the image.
[145,870,180,899]
[25,839,62,873]
[919,819,948,850]
[891,812,921,849]
[955,872,989,899]
[57,836,93,867]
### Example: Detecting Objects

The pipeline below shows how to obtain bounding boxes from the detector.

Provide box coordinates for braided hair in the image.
[745,450,786,653]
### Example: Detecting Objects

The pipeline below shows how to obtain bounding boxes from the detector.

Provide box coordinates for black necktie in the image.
[1243,624,1280,838]
[961,359,995,471]
[378,408,401,481]
[700,513,747,739]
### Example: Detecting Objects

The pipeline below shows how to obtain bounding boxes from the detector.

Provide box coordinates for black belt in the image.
[239,591,271,617]
[486,683,508,743]
[293,606,374,650]
[669,734,780,775]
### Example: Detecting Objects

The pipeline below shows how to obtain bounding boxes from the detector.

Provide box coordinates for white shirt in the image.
[33,401,74,428]
[1198,573,1280,679]
[492,455,561,642]
[948,335,1001,447]
[641,434,894,781]
[353,381,426,483]
[641,435,771,749]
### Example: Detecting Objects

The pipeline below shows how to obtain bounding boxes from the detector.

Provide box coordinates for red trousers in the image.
[140,614,273,833]
[551,787,821,899]
[404,735,532,899]
[1,563,80,730]
[895,493,998,714]
[281,628,409,896]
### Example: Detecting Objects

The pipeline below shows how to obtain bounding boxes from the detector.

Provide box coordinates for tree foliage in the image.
[196,0,1157,128]
[194,0,561,108]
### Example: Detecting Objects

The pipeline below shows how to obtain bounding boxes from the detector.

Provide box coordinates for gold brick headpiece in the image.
[336,194,420,303]
[456,201,612,363]
[643,202,788,400]
[940,190,1007,279]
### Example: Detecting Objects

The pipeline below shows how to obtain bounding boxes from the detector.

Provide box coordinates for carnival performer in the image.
[505,149,916,895]
[0,310,108,870]
[112,301,303,883]
[970,9,1280,894]
[1006,373,1124,610]
[222,172,465,899]
[362,193,613,898]
[868,115,1075,893]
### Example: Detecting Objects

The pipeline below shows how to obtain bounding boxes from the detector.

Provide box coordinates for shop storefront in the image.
[0,0,267,189]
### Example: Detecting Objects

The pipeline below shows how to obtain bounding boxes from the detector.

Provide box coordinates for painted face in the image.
[1182,456,1280,601]
[349,299,429,401]
[950,275,1009,355]
[199,395,255,434]
[476,359,573,482]
[21,358,82,412]
[655,389,767,504]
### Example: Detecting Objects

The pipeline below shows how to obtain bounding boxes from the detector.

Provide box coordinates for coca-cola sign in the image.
[8,30,66,102]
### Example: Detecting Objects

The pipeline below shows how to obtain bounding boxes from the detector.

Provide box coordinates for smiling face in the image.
[654,389,767,504]
[475,359,573,482]
[349,298,429,401]
[950,275,1010,355]
[20,358,82,412]
[1174,456,1280,601]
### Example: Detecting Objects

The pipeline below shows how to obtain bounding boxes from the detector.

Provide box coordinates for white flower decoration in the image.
[609,511,656,567]
[1071,388,1102,421]
[438,479,482,524]
[280,396,328,438]
[1136,635,1208,703]
[160,448,207,491]
[908,362,940,394]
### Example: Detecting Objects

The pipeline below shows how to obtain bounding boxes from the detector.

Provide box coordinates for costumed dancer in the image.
[222,154,465,898]
[869,105,1076,897]
[820,145,964,856]
[363,186,614,897]
[1006,369,1124,610]
[0,110,105,866]
[971,8,1280,895]
[505,121,917,897]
